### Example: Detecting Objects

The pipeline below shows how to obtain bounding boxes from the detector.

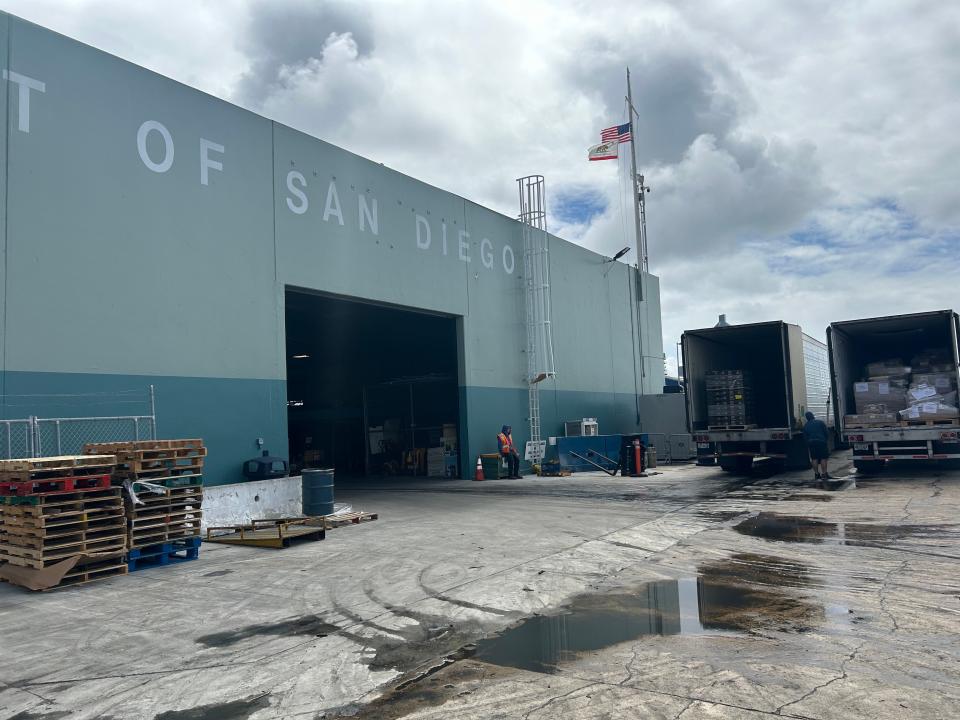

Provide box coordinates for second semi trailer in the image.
[683,320,832,472]
[828,310,960,472]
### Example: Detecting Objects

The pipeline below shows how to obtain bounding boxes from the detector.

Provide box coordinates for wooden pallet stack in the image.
[84,439,206,571]
[0,455,129,590]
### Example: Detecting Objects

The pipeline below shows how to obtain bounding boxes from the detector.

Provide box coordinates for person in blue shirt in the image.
[802,411,831,483]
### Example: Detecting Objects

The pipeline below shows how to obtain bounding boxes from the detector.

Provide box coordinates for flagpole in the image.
[626,67,649,401]
[626,67,646,275]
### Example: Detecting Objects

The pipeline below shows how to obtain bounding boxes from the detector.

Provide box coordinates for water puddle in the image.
[472,579,714,673]
[734,513,955,546]
[472,553,826,674]
[336,552,842,718]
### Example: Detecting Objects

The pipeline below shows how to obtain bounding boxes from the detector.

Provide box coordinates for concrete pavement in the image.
[2,458,958,719]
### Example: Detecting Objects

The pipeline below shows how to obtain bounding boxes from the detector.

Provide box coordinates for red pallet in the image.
[0,473,112,497]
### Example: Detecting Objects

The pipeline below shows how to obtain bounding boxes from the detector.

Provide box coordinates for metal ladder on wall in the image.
[517,175,556,457]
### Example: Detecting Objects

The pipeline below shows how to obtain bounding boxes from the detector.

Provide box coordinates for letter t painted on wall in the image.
[3,70,45,133]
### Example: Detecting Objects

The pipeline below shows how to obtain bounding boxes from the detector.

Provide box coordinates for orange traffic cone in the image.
[474,456,485,481]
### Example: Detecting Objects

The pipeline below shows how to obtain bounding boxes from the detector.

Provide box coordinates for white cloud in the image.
[4,0,959,372]
[255,30,385,135]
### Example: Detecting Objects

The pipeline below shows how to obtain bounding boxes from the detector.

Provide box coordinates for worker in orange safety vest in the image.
[497,425,521,478]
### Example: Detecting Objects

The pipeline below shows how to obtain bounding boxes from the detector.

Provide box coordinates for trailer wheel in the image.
[854,459,884,475]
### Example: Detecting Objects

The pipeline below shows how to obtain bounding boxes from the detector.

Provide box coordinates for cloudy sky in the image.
[7,0,959,374]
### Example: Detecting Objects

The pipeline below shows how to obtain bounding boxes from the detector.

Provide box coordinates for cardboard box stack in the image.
[426,447,445,477]
[706,370,755,427]
[902,349,958,422]
[847,351,959,426]
[426,424,459,477]
[851,358,909,426]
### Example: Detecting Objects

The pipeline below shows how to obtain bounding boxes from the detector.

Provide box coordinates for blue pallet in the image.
[127,537,201,572]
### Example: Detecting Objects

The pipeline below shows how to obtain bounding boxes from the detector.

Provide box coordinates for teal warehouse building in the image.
[0,13,665,485]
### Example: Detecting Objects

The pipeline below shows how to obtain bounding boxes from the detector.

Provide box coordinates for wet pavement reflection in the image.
[473,579,713,673]
[734,512,956,546]
[473,553,832,674]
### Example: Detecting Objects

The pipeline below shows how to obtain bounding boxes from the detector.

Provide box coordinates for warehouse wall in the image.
[0,15,287,482]
[0,14,9,407]
[0,13,663,483]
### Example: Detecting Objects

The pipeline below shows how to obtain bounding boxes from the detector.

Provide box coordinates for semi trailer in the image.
[828,310,960,472]
[683,320,832,472]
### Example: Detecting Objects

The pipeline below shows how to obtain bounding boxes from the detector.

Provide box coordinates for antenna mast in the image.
[626,67,649,274]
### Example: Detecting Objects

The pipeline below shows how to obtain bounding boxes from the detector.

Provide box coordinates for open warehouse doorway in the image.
[285,289,462,480]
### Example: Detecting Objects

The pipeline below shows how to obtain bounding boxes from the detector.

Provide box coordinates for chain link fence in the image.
[0,387,157,459]
[34,416,157,457]
[0,419,34,459]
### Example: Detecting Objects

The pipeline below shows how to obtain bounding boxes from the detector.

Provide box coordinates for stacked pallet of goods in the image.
[0,455,128,590]
[706,370,756,428]
[426,447,445,477]
[847,352,959,427]
[84,439,205,572]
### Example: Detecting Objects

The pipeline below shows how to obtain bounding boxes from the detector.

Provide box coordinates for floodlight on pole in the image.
[603,247,632,264]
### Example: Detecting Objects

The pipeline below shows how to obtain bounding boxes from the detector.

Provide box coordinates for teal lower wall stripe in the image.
[2,371,662,484]
[2,371,287,487]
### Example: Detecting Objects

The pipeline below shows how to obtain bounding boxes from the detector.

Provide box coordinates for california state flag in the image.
[588,141,618,161]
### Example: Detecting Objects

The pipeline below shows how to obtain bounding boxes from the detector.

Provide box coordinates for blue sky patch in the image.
[787,226,839,250]
[553,190,607,225]
[769,198,952,278]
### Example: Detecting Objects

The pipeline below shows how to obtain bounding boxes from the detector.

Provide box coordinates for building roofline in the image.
[3,10,658,280]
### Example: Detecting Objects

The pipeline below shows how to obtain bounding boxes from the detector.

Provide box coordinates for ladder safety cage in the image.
[517,175,557,455]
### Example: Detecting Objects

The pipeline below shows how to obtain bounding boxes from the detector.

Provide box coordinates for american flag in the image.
[601,122,632,144]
